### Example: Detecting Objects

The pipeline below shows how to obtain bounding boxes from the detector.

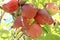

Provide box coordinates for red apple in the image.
[13,16,31,30]
[46,3,59,15]
[26,23,42,38]
[34,9,54,25]
[22,4,37,18]
[23,17,32,30]
[13,16,22,29]
[2,0,18,13]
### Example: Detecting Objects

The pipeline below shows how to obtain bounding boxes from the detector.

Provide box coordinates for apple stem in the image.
[12,2,21,19]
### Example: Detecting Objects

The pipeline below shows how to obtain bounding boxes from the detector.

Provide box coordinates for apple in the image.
[26,23,42,38]
[23,17,32,30]
[46,3,59,15]
[13,16,22,29]
[13,16,31,30]
[2,0,18,13]
[34,9,54,25]
[22,4,37,18]
[13,16,42,38]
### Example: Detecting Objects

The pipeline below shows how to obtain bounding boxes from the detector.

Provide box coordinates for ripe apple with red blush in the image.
[13,16,22,29]
[22,4,37,18]
[13,16,43,39]
[13,16,32,31]
[2,0,18,13]
[23,17,31,30]
[34,9,54,25]
[26,23,42,38]
[46,3,59,15]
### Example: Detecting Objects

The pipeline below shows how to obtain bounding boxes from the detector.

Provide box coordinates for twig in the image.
[0,9,5,24]
[0,11,5,20]
[0,6,2,9]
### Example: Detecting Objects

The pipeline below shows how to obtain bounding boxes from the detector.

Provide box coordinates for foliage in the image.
[0,0,60,40]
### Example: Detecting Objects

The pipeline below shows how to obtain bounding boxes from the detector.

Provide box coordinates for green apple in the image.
[46,3,59,15]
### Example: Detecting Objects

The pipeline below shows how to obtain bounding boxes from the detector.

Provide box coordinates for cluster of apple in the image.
[2,0,59,39]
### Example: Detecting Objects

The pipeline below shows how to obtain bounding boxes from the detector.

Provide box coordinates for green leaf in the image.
[24,35,32,40]
[42,27,48,33]
[19,34,32,40]
[0,30,9,34]
[36,34,60,40]
[43,24,51,33]
[16,32,23,38]
[0,30,10,39]
[54,23,60,34]
[52,0,58,2]
[58,10,60,13]
[0,37,3,40]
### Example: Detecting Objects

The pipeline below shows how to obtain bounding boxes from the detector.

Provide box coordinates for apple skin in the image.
[34,9,54,25]
[13,16,42,38]
[13,16,42,39]
[13,16,22,29]
[2,0,18,13]
[23,17,31,30]
[13,16,31,30]
[22,4,37,18]
[26,23,42,38]
[46,3,59,15]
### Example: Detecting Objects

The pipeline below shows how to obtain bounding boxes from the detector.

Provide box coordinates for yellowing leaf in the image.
[53,13,60,22]
[0,21,6,29]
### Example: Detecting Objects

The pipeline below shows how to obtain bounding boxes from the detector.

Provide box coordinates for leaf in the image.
[52,0,58,2]
[0,29,9,34]
[58,10,60,13]
[54,23,60,34]
[24,35,32,40]
[42,27,48,33]
[53,13,60,22]
[0,21,6,29]
[0,37,3,40]
[19,34,32,40]
[36,33,60,40]
[16,32,23,38]
[43,24,51,33]
[0,30,9,39]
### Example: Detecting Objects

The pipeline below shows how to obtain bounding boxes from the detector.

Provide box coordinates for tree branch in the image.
[0,6,2,9]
